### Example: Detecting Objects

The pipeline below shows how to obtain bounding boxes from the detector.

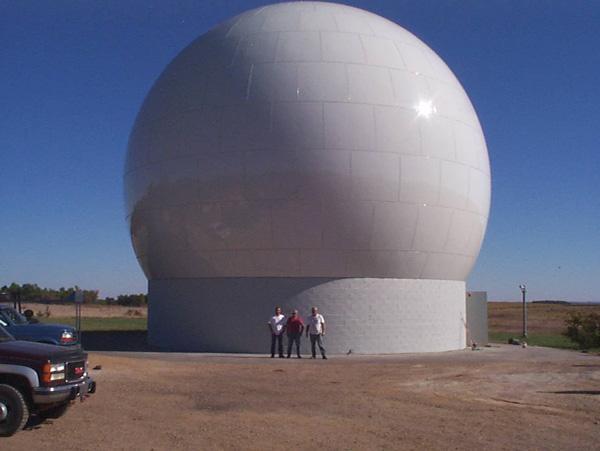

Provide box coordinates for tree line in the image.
[0,283,147,306]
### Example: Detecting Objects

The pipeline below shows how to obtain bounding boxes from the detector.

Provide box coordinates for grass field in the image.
[488,302,600,350]
[488,331,579,349]
[40,316,147,331]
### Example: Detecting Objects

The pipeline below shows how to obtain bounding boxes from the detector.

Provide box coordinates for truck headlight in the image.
[49,363,65,372]
[42,362,66,383]
[60,330,76,344]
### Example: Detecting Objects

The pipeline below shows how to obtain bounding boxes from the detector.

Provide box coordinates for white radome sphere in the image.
[125,1,491,282]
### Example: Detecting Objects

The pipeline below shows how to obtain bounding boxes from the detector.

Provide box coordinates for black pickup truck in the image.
[0,325,95,436]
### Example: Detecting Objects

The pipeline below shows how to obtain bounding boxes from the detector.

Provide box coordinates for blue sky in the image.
[1,1,598,301]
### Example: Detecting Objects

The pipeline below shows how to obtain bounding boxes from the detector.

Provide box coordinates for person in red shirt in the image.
[286,309,304,358]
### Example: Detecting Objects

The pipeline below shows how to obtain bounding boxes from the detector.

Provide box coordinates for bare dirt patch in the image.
[3,345,600,450]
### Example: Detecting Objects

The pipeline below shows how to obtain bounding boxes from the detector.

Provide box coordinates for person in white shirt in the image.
[267,306,286,358]
[306,306,327,359]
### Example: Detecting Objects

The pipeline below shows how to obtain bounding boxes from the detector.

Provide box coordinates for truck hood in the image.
[8,323,76,340]
[19,323,75,333]
[0,339,85,362]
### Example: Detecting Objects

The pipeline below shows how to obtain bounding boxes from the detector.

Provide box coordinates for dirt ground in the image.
[4,345,600,450]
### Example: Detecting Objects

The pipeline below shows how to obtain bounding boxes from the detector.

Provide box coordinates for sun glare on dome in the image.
[415,100,436,118]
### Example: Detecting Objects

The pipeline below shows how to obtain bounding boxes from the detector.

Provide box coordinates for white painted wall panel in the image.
[321,31,366,63]
[399,155,440,205]
[347,64,395,105]
[374,106,420,154]
[324,103,375,150]
[298,62,348,102]
[350,151,399,201]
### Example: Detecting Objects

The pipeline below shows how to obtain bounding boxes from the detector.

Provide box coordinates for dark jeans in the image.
[310,334,326,357]
[287,333,302,357]
[271,333,284,357]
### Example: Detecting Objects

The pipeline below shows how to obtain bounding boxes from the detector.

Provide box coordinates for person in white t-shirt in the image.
[267,306,286,358]
[306,306,327,359]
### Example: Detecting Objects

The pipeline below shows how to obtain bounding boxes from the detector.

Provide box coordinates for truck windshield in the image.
[0,325,15,342]
[0,307,29,325]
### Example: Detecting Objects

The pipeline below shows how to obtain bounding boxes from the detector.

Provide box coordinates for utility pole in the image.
[519,284,527,338]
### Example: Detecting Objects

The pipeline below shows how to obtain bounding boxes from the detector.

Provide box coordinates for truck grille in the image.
[66,360,86,382]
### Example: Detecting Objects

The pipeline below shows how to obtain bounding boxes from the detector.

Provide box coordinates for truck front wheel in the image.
[0,384,29,436]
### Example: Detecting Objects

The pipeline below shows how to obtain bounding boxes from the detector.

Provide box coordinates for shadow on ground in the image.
[24,414,47,432]
[541,390,600,396]
[81,331,151,352]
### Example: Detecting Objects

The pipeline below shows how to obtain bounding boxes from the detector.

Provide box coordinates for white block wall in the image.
[148,277,466,354]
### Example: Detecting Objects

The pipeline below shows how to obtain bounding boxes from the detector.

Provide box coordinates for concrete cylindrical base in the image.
[148,277,466,354]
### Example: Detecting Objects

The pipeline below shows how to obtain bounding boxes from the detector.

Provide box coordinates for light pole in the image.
[519,284,527,338]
